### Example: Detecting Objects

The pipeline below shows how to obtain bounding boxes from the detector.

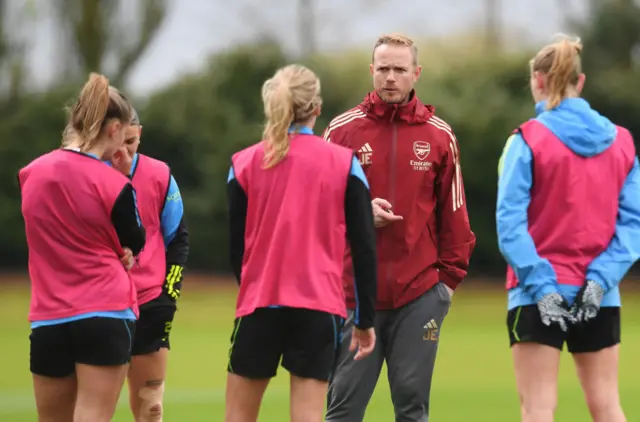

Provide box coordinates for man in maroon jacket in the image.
[323,33,476,422]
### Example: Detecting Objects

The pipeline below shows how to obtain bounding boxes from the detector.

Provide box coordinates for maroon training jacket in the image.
[323,91,476,310]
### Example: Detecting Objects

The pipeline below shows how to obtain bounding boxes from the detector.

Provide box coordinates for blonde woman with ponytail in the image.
[225,64,378,422]
[261,77,298,168]
[20,73,146,422]
[497,35,640,422]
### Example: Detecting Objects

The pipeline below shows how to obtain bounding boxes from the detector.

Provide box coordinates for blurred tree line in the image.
[1,1,639,278]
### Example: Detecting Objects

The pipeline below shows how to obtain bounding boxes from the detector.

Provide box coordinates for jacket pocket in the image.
[435,282,452,303]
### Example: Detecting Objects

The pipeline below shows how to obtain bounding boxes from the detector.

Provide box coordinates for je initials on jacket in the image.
[358,143,373,166]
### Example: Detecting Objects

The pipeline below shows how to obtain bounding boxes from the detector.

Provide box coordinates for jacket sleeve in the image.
[585,157,640,291]
[435,132,476,290]
[496,133,557,302]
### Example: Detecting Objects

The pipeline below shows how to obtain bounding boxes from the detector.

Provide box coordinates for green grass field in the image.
[2,277,640,421]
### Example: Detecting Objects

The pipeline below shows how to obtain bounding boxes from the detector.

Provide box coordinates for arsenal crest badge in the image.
[413,141,430,161]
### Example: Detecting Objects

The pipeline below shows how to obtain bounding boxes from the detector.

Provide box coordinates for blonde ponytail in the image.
[261,64,323,169]
[546,39,582,109]
[262,78,295,169]
[62,72,133,151]
[531,34,583,110]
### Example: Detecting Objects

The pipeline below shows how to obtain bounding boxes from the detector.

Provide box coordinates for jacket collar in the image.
[358,90,434,124]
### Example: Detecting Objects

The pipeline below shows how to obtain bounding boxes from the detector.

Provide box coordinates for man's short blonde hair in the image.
[372,33,419,66]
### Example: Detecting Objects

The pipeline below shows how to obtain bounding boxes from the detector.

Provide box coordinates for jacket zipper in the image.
[386,120,398,306]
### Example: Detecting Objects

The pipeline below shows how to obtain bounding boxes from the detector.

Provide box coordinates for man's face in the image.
[370,45,421,104]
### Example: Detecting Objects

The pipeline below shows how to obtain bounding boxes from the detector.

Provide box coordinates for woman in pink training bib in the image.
[20,73,146,422]
[497,36,640,422]
[111,109,189,422]
[225,64,378,422]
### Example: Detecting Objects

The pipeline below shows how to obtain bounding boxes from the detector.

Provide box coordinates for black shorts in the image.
[507,305,621,353]
[228,307,344,381]
[132,295,176,356]
[30,317,136,378]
